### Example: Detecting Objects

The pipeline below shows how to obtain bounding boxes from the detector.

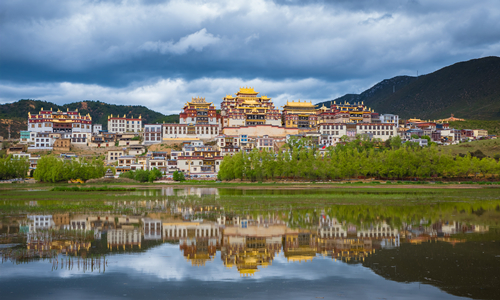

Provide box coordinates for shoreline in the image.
[1,181,499,191]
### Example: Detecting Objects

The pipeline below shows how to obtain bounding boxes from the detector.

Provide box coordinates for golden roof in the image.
[225,95,234,100]
[237,87,258,95]
[284,100,315,107]
[261,95,271,100]
[188,97,212,106]
[241,99,260,105]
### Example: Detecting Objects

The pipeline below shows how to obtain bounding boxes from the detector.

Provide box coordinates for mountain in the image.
[317,76,417,110]
[316,56,500,120]
[0,100,179,138]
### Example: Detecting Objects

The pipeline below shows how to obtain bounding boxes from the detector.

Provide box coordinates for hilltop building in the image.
[163,97,221,140]
[28,108,92,135]
[27,108,92,148]
[179,97,219,125]
[144,124,163,145]
[220,87,281,128]
[317,101,375,124]
[92,124,102,135]
[107,114,142,133]
[281,100,318,128]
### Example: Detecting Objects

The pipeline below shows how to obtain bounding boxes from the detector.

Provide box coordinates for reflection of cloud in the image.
[0,244,360,281]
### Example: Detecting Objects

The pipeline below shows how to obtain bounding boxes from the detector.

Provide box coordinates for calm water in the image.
[1,187,499,300]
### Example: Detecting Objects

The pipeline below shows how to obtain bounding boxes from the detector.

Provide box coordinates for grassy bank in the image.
[2,180,500,191]
[445,139,500,157]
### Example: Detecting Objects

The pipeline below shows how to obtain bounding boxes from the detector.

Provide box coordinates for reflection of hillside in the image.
[364,231,500,300]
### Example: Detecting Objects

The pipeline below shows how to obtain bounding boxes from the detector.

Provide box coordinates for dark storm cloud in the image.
[0,0,499,113]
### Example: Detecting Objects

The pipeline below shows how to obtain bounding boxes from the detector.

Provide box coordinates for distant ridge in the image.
[0,100,178,138]
[317,56,500,120]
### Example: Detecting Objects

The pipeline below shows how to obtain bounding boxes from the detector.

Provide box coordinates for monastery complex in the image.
[156,87,396,143]
[14,87,490,179]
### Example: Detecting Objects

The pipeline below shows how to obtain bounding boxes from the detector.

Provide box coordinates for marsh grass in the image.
[51,186,136,192]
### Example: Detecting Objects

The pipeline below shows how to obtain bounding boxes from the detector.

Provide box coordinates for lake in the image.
[1,187,499,299]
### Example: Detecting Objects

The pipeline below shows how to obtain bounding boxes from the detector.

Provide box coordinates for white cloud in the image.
[1,76,367,114]
[1,0,499,103]
[140,28,220,55]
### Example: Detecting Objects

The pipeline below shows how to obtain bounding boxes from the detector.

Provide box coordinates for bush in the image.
[173,170,185,181]
[119,168,163,182]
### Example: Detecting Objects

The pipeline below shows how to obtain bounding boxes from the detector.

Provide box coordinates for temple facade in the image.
[163,97,221,140]
[317,101,376,125]
[179,97,219,125]
[28,108,92,134]
[220,87,281,128]
[281,100,318,128]
[27,108,92,145]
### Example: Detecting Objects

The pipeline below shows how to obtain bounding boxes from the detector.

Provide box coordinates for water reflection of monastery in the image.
[222,217,286,276]
[163,220,221,266]
[0,209,491,274]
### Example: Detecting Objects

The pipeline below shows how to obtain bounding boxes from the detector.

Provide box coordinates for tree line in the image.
[119,168,163,182]
[34,156,106,183]
[218,137,500,181]
[0,155,29,180]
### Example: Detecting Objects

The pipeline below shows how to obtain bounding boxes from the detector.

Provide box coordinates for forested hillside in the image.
[0,100,179,138]
[317,56,500,120]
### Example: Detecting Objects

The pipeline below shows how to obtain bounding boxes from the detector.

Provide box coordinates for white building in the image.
[92,124,103,135]
[355,123,397,141]
[28,132,54,150]
[408,138,429,147]
[379,114,399,126]
[319,123,348,137]
[107,115,142,133]
[163,124,220,139]
[144,124,163,145]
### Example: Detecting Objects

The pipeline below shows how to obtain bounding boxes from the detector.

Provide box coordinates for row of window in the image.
[111,120,140,124]
[166,127,219,135]
[323,125,344,130]
[359,125,393,130]
[359,131,394,136]
[144,127,162,132]
[30,124,90,128]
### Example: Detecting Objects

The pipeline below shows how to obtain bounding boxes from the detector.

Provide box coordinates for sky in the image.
[1,0,499,114]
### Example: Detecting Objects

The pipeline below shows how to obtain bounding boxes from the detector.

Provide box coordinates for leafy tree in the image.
[0,155,29,179]
[173,170,185,181]
[34,156,105,182]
